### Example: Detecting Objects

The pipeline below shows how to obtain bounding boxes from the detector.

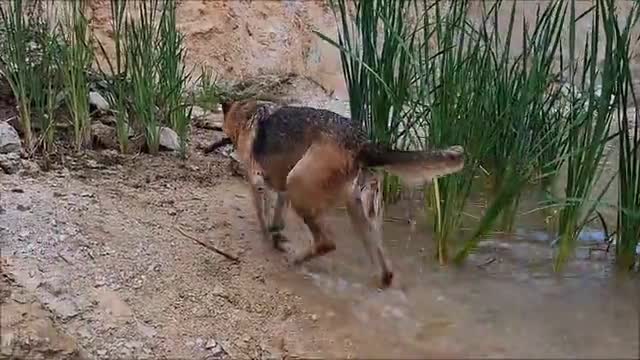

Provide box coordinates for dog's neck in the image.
[225,102,280,145]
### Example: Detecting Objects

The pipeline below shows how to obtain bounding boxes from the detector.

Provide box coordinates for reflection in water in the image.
[273,202,639,358]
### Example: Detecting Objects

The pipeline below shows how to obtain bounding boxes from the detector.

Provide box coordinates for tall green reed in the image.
[126,0,162,154]
[315,0,420,203]
[193,65,224,111]
[417,0,495,264]
[553,0,619,270]
[0,0,35,152]
[322,0,635,270]
[604,0,640,270]
[1,0,64,154]
[96,0,129,153]
[158,0,192,158]
[414,0,574,263]
[32,7,62,154]
[59,0,93,152]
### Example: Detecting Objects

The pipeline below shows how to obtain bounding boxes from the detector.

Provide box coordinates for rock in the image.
[45,297,81,320]
[19,160,40,175]
[208,344,226,358]
[89,91,110,111]
[91,122,119,150]
[0,121,21,154]
[16,204,30,212]
[6,116,23,135]
[205,339,218,349]
[191,105,207,119]
[159,127,180,151]
[0,153,21,174]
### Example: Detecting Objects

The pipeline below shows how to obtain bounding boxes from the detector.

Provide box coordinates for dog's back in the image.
[251,106,368,191]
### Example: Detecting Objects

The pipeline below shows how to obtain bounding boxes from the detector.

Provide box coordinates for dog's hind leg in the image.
[248,161,271,243]
[284,143,351,264]
[347,169,394,288]
[269,192,289,251]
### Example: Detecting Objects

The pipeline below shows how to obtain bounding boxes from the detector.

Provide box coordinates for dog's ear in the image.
[240,99,258,117]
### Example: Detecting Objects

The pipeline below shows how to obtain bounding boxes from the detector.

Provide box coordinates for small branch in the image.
[57,251,73,265]
[477,257,496,268]
[193,121,223,131]
[175,226,240,263]
[202,137,232,154]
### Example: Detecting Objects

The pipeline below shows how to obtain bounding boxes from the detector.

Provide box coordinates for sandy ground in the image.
[0,79,449,360]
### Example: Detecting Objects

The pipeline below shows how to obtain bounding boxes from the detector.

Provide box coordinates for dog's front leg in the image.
[248,163,271,243]
[269,192,290,252]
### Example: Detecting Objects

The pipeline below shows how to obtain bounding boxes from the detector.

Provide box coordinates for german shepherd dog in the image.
[217,99,464,288]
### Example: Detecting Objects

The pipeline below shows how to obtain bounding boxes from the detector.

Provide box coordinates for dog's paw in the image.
[271,232,289,252]
[282,251,300,268]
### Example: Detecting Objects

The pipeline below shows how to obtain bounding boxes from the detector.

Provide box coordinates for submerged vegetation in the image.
[320,0,640,270]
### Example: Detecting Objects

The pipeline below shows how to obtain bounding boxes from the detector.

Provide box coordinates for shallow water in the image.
[273,202,639,358]
[277,83,639,358]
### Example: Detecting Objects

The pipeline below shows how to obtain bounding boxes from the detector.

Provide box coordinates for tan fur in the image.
[381,145,465,187]
[220,100,464,288]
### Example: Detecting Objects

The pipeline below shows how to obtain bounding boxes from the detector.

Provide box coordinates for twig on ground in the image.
[202,137,232,154]
[477,257,496,268]
[57,251,73,265]
[175,226,240,263]
[193,121,223,131]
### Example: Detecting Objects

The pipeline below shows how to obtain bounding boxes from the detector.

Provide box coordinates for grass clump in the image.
[0,0,64,154]
[0,0,38,152]
[125,0,162,154]
[157,0,192,157]
[605,0,640,270]
[58,0,93,152]
[322,0,640,270]
[192,65,224,112]
[96,0,193,156]
[316,0,421,203]
[96,0,129,153]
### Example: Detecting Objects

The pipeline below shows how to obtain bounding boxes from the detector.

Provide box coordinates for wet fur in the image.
[220,99,465,288]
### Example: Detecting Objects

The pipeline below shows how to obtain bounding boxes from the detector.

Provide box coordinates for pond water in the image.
[273,81,639,358]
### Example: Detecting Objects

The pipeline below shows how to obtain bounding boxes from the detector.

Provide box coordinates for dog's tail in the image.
[358,143,465,187]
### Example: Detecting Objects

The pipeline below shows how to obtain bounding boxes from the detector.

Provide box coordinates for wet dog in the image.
[215,99,465,288]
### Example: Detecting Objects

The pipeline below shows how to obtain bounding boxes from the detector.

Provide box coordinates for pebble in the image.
[138,322,157,338]
[205,339,218,349]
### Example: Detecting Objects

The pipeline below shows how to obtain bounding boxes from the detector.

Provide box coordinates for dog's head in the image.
[220,99,258,144]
